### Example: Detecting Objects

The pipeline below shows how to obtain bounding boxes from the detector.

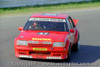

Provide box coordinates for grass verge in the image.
[0,1,100,16]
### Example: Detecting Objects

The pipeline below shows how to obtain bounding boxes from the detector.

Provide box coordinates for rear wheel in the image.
[72,42,79,51]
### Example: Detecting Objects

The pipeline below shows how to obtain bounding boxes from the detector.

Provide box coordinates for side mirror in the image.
[73,19,78,26]
[70,29,74,33]
[18,27,23,31]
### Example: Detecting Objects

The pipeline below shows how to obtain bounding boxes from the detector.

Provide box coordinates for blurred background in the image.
[0,0,100,16]
[0,0,91,8]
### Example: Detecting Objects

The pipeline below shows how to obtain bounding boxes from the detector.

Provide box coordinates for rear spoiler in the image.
[73,19,78,26]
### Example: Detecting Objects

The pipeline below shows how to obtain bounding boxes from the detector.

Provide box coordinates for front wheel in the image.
[72,31,80,51]
[66,44,71,61]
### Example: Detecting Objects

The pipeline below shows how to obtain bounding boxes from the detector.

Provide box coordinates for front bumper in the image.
[15,46,68,60]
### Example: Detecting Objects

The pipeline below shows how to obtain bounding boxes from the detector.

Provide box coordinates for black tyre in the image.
[72,32,80,51]
[67,45,71,61]
[72,42,79,51]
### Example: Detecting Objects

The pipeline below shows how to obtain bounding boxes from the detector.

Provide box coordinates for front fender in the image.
[65,39,70,49]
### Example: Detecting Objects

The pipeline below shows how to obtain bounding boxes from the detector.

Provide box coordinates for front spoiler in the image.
[17,54,67,60]
[15,46,68,60]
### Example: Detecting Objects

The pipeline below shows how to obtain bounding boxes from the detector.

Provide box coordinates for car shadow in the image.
[22,45,100,64]
[70,45,100,63]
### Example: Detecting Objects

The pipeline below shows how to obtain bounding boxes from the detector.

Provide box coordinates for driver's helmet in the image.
[32,22,37,27]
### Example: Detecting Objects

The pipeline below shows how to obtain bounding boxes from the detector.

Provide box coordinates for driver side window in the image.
[66,19,71,30]
[68,16,75,29]
[68,18,73,29]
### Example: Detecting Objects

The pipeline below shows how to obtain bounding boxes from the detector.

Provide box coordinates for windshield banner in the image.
[29,18,66,22]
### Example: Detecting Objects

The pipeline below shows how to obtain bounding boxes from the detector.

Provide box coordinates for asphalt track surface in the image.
[0,8,100,67]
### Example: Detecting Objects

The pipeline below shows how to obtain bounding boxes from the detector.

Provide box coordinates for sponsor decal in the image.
[33,48,47,51]
[19,55,32,58]
[29,18,66,22]
[32,38,51,41]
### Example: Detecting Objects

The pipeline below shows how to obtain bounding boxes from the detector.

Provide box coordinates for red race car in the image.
[14,13,80,60]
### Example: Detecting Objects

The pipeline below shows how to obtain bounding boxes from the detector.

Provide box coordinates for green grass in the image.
[0,1,100,16]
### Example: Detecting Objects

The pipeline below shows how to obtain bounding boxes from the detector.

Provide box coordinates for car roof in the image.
[30,13,69,19]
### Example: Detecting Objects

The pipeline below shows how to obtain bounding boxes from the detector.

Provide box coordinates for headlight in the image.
[53,42,65,47]
[17,40,28,46]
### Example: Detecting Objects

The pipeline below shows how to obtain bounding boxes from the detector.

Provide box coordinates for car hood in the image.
[19,30,68,41]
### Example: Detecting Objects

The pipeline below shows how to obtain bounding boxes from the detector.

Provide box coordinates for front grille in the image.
[28,41,52,47]
[29,52,51,55]
[53,52,61,56]
[28,41,39,44]
[28,43,52,47]
[42,41,52,44]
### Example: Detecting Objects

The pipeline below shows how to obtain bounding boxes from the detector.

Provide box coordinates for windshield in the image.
[24,21,69,32]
